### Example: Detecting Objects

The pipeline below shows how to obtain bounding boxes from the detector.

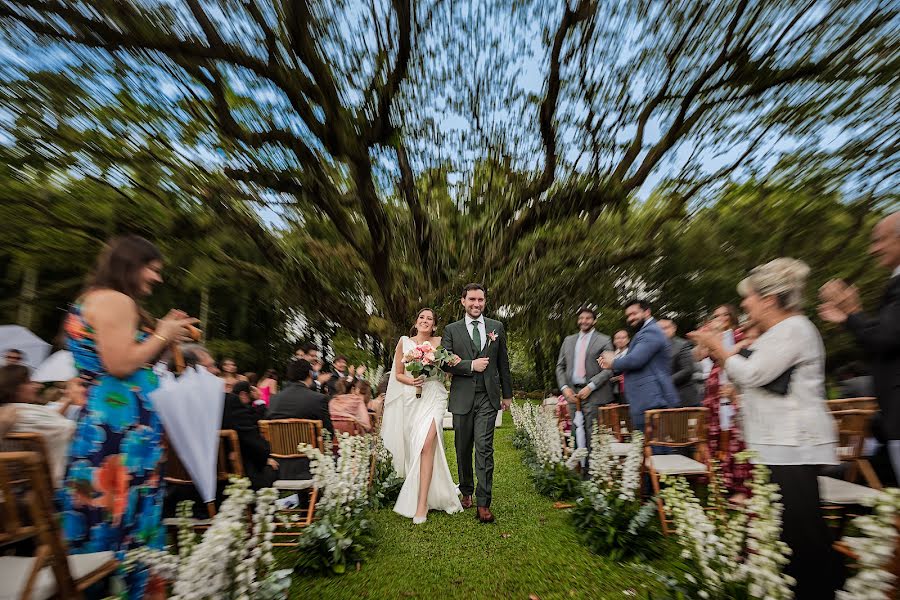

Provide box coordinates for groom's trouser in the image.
[454,390,496,507]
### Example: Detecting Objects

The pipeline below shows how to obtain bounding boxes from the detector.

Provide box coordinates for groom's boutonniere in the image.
[487,330,498,346]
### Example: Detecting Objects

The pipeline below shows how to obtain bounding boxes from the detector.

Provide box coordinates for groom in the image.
[442,283,513,523]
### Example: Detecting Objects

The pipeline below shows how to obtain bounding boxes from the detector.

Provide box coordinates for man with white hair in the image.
[820,212,900,479]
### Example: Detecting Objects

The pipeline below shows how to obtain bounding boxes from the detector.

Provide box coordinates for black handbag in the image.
[737,349,795,395]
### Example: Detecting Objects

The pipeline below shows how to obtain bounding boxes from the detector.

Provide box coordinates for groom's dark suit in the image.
[442,316,513,508]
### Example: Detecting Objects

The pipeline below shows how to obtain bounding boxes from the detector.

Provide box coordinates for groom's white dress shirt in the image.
[465,314,487,351]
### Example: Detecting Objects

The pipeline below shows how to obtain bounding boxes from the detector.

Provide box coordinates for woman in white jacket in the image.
[689,258,841,600]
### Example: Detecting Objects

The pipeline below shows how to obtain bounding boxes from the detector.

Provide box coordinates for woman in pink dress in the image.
[257,369,278,406]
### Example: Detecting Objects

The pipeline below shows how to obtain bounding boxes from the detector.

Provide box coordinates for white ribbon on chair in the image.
[150,366,225,503]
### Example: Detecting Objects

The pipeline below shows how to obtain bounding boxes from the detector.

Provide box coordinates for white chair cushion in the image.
[836,446,856,460]
[818,476,881,505]
[610,443,632,456]
[274,479,315,491]
[162,517,213,527]
[0,551,115,600]
[646,454,708,475]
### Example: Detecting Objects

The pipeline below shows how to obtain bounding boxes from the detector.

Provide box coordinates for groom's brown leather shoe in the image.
[460,495,473,510]
[477,507,495,523]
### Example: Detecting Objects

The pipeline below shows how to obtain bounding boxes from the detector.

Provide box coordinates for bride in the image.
[381,308,463,523]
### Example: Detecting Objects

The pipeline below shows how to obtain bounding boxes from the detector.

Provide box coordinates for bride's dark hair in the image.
[409,308,437,337]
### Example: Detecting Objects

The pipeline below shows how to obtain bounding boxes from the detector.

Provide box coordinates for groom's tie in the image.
[471,320,482,352]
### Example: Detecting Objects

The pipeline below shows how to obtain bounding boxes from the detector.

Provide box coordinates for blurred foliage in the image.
[0,1,897,385]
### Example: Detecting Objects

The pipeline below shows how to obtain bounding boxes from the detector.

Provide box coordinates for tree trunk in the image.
[17,265,38,329]
[199,285,210,338]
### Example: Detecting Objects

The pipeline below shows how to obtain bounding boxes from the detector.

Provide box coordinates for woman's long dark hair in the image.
[409,308,437,338]
[0,364,30,405]
[87,235,163,328]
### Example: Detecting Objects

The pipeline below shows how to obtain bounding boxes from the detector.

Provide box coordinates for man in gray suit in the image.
[556,307,613,452]
[659,319,700,407]
[441,283,513,523]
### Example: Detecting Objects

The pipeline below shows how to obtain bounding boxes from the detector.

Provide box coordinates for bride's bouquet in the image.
[402,341,457,397]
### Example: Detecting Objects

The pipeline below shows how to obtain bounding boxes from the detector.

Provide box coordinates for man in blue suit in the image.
[599,299,680,434]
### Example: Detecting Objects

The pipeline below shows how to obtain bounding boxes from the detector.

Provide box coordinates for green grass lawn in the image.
[288,414,674,599]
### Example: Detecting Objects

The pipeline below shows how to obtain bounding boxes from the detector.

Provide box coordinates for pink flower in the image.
[425,351,436,362]
[487,331,498,344]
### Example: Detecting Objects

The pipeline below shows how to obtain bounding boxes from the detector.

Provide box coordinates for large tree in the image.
[0,0,896,346]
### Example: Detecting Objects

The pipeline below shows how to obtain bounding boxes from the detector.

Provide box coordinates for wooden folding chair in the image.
[597,404,633,442]
[832,409,882,490]
[0,451,118,599]
[827,397,878,412]
[258,419,323,546]
[332,417,364,437]
[162,430,244,524]
[643,407,712,535]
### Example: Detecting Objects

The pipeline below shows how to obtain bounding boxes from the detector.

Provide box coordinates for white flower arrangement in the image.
[293,432,376,573]
[123,479,291,600]
[837,487,900,600]
[658,457,794,600]
[510,401,566,468]
[510,401,582,500]
[569,423,660,559]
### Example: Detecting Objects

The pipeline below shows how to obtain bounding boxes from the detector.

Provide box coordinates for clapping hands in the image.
[818,279,861,324]
[597,350,615,370]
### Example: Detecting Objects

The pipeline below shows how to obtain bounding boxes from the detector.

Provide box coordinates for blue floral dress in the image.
[59,302,165,598]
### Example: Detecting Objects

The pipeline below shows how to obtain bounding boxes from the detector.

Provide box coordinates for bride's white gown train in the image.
[381,336,463,518]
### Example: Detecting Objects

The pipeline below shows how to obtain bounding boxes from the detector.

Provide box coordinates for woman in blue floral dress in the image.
[58,235,197,598]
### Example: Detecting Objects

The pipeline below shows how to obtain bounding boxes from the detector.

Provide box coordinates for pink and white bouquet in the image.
[403,342,457,397]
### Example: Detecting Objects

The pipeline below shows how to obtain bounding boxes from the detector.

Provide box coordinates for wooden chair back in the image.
[644,407,709,449]
[0,451,79,599]
[332,417,363,437]
[597,404,633,441]
[258,419,324,458]
[828,397,878,412]
[832,409,874,462]
[0,432,51,487]
[163,430,244,517]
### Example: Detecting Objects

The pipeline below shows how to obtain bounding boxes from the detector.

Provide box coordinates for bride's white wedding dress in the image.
[381,336,463,518]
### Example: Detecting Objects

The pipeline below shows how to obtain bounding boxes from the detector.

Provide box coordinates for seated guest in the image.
[222,381,278,490]
[330,378,373,432]
[268,359,332,479]
[690,257,842,599]
[220,357,240,393]
[46,377,89,421]
[835,361,875,399]
[3,348,24,366]
[269,360,333,429]
[0,364,75,486]
[257,369,279,406]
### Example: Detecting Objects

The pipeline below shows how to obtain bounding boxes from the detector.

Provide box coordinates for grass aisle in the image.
[291,414,667,599]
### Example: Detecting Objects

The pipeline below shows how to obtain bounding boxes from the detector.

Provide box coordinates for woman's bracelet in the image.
[152,333,168,344]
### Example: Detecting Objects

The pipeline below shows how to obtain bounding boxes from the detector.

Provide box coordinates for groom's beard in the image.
[628,320,645,334]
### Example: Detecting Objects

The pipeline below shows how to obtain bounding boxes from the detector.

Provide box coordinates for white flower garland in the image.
[659,459,794,600]
[124,479,290,600]
[838,488,900,600]
[511,401,566,469]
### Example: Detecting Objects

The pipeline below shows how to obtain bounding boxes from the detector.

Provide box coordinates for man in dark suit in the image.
[441,283,513,523]
[659,319,700,407]
[222,381,278,489]
[268,359,333,479]
[600,300,680,434]
[556,307,614,452]
[820,211,899,480]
